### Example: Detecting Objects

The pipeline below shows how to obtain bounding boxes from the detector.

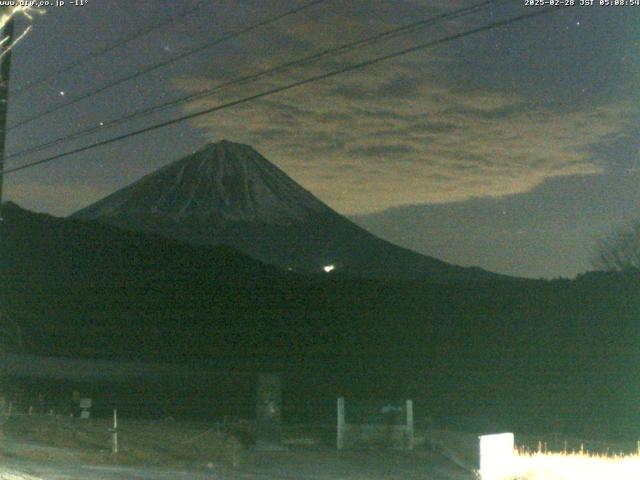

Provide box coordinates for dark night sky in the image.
[3,0,639,278]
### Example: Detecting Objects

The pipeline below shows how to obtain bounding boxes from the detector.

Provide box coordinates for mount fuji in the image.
[73,140,503,282]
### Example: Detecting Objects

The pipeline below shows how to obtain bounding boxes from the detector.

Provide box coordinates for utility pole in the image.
[0,8,12,417]
[0,7,14,206]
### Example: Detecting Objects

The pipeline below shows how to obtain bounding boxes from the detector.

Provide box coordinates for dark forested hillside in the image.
[1,202,639,440]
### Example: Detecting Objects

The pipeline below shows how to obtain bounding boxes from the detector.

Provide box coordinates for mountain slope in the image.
[2,202,640,440]
[74,140,331,224]
[0,201,306,358]
[73,140,505,282]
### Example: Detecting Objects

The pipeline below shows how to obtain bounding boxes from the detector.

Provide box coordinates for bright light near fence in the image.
[323,264,335,273]
[479,433,516,480]
[478,432,640,480]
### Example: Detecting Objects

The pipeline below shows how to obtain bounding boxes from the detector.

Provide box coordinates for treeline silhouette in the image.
[1,202,638,440]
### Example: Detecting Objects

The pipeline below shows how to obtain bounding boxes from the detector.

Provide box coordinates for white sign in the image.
[479,432,515,480]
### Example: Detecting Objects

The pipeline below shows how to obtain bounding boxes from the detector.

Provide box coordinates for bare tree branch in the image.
[591,220,640,271]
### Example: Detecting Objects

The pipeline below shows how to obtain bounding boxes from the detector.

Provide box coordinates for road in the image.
[2,449,476,479]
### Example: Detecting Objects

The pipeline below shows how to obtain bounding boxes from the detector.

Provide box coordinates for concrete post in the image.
[337,397,345,450]
[405,400,414,450]
[112,409,118,454]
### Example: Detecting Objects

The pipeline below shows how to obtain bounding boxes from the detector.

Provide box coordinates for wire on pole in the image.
[0,5,566,178]
[6,0,499,162]
[7,0,329,131]
[12,1,209,97]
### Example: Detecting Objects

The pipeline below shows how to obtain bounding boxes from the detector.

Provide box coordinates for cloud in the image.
[169,4,637,215]
[347,144,417,158]
[4,181,107,217]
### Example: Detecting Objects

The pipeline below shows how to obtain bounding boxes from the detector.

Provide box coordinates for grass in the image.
[0,414,246,469]
[422,427,640,480]
[505,450,640,480]
[3,414,636,479]
[0,472,45,480]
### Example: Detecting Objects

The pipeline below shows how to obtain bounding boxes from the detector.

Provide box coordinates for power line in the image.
[0,5,566,178]
[7,0,329,131]
[7,0,499,162]
[12,1,208,97]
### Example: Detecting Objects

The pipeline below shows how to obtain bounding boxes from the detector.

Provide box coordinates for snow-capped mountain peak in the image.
[73,141,505,282]
[76,140,330,224]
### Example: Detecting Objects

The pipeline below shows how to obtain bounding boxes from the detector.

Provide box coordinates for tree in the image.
[591,220,640,271]
[0,311,24,355]
[0,310,24,423]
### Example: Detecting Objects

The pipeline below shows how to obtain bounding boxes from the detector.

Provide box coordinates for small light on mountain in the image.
[323,264,335,273]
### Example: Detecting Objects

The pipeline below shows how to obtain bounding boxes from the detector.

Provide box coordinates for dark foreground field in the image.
[0,414,475,480]
[3,204,640,443]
